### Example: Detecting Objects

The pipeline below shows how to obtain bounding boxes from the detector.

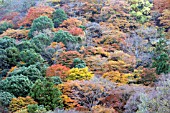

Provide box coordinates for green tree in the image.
[29,79,63,110]
[152,39,170,74]
[0,75,33,97]
[52,9,67,27]
[28,16,54,38]
[19,49,44,66]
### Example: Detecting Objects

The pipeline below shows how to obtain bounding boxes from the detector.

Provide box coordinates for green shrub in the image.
[19,49,44,66]
[27,104,47,113]
[17,40,40,52]
[52,9,67,27]
[0,36,16,49]
[9,65,43,82]
[0,75,33,97]
[0,21,13,34]
[0,91,15,107]
[0,49,9,70]
[29,79,63,110]
[53,30,81,46]
[31,33,51,49]
[152,53,170,74]
[48,76,62,85]
[28,16,54,38]
[72,58,86,68]
[5,47,20,66]
[152,39,170,74]
[129,0,153,23]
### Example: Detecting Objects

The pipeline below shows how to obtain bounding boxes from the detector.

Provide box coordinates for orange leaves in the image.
[61,95,79,109]
[57,51,82,68]
[58,80,106,110]
[46,64,70,80]
[60,18,82,30]
[18,6,55,26]
[69,27,84,36]
[0,29,29,39]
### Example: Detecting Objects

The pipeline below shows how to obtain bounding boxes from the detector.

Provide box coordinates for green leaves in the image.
[0,75,33,97]
[52,9,67,27]
[28,16,54,38]
[0,21,13,34]
[29,79,63,110]
[53,30,81,46]
[129,0,153,23]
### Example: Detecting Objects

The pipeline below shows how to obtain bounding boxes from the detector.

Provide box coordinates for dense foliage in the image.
[0,0,169,112]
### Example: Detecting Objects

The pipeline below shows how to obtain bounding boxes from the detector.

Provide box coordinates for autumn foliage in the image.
[46,64,70,81]
[18,6,55,26]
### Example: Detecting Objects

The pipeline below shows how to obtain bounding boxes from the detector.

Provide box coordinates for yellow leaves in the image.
[67,67,94,80]
[102,71,133,84]
[9,96,37,112]
[0,29,29,39]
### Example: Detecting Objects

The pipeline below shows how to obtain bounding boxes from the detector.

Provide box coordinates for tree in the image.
[52,9,67,27]
[28,16,54,38]
[29,79,63,110]
[0,75,33,97]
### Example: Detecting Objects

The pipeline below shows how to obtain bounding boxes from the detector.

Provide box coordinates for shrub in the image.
[60,18,82,30]
[50,76,63,85]
[61,95,78,110]
[57,51,82,68]
[0,29,29,39]
[69,27,84,36]
[9,96,37,112]
[158,9,170,30]
[67,67,94,80]
[137,74,170,113]
[29,79,63,110]
[102,71,132,84]
[5,47,20,66]
[16,40,40,52]
[19,6,55,26]
[0,49,9,70]
[27,104,47,113]
[129,0,153,23]
[72,58,86,68]
[31,33,51,49]
[8,65,43,82]
[0,91,15,107]
[0,21,13,34]
[152,53,170,74]
[0,75,33,97]
[137,68,158,86]
[28,16,54,38]
[152,39,170,74]
[46,64,70,81]
[53,30,81,47]
[0,36,16,49]
[58,80,107,110]
[19,49,44,66]
[52,9,67,27]
[92,105,118,113]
